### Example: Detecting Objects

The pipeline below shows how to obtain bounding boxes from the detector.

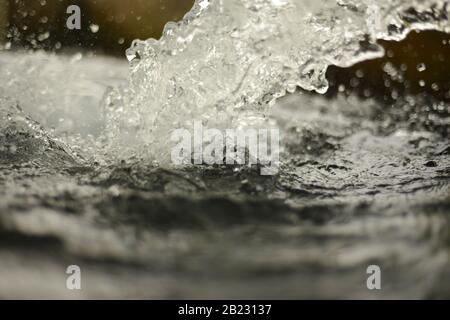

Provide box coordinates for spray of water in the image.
[1,1,449,165]
[100,0,449,164]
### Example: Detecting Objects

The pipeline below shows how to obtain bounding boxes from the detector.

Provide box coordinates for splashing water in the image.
[0,0,450,299]
[101,0,450,163]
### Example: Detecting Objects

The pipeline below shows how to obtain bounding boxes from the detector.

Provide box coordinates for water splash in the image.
[103,0,449,163]
[0,1,449,299]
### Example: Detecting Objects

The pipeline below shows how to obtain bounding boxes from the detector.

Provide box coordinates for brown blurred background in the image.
[0,0,7,42]
[0,0,194,55]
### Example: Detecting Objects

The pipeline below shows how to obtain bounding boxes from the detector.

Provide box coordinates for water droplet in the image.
[355,69,364,78]
[37,32,50,42]
[416,63,426,72]
[89,24,100,33]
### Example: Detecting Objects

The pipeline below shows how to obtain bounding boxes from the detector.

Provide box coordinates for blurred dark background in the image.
[0,0,194,55]
[327,31,450,101]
